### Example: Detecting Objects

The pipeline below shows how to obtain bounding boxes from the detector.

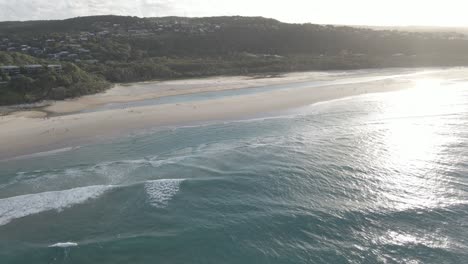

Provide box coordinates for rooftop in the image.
[24,64,43,68]
[0,66,20,69]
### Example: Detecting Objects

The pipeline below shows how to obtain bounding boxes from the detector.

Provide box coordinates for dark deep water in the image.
[0,76,467,263]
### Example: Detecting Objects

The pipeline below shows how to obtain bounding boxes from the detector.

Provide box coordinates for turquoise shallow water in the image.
[1,76,468,263]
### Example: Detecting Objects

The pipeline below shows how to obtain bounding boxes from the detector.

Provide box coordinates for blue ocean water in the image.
[1,77,467,263]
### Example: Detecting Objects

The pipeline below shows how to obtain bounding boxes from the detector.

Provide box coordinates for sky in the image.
[0,0,467,27]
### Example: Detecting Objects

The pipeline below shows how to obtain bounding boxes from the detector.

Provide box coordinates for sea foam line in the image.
[0,146,81,162]
[49,242,78,248]
[0,185,113,226]
[0,179,186,226]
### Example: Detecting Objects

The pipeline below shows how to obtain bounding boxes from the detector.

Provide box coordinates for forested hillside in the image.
[1,15,468,105]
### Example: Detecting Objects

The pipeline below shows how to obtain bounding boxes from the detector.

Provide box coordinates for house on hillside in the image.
[0,66,20,76]
[24,65,45,74]
[47,65,63,73]
[48,53,59,60]
[83,59,98,64]
[29,47,44,55]
[67,54,78,60]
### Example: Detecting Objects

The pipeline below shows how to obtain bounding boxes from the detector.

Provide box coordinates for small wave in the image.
[49,242,78,248]
[1,147,81,162]
[145,179,185,208]
[0,185,113,226]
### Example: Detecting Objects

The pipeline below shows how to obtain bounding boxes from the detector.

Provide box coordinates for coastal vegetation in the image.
[0,52,110,105]
[2,15,468,105]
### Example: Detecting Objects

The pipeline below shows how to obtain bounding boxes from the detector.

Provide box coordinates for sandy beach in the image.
[0,68,465,160]
[42,68,428,114]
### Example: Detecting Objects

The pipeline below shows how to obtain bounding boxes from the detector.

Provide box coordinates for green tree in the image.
[0,72,10,82]
[9,75,34,92]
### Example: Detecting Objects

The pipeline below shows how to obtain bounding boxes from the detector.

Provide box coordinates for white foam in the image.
[0,185,113,226]
[1,147,80,162]
[49,242,78,248]
[147,155,191,168]
[144,179,185,208]
[91,161,144,184]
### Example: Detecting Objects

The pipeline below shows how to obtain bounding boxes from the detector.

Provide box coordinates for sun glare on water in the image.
[372,78,464,211]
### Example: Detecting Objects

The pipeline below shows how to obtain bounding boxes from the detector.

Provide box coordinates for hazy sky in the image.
[0,0,467,27]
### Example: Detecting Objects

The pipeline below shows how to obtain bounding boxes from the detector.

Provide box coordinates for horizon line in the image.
[1,14,468,29]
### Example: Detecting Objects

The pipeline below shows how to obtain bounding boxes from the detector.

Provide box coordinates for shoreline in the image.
[41,72,343,115]
[25,67,435,115]
[1,67,466,161]
[0,67,449,116]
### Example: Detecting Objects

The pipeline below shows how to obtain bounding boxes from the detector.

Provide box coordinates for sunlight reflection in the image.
[373,78,462,211]
[380,230,451,249]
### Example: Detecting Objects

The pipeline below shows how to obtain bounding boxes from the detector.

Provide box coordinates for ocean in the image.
[1,73,467,263]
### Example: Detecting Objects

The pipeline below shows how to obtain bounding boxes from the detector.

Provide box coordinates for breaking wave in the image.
[145,179,185,208]
[48,242,78,248]
[0,185,113,226]
[0,178,187,226]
